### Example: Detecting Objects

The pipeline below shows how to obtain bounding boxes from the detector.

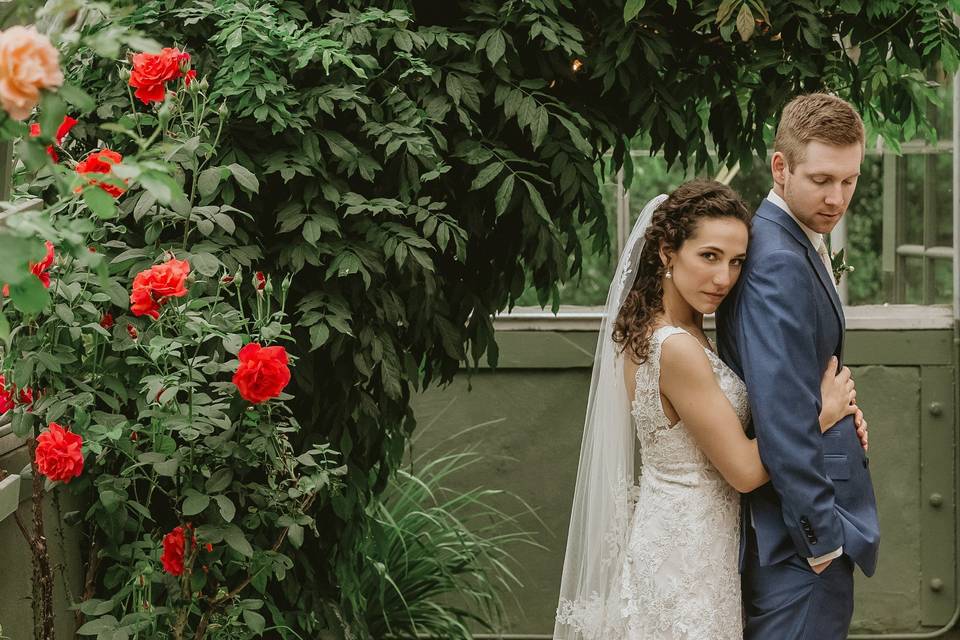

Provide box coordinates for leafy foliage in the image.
[44,0,960,636]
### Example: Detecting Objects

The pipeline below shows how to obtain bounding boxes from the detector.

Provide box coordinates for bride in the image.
[554,180,868,639]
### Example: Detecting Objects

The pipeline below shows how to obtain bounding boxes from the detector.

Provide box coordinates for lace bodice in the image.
[557,325,751,639]
[631,326,751,483]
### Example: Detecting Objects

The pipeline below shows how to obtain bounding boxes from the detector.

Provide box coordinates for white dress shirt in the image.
[760,190,844,567]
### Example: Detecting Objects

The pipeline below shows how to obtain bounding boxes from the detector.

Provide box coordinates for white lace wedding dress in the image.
[562,325,750,639]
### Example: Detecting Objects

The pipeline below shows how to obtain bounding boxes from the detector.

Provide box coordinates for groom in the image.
[717,93,880,639]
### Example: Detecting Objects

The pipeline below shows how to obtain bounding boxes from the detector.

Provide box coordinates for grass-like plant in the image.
[359,449,543,639]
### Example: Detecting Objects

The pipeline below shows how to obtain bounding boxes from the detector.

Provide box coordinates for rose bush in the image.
[1,16,344,640]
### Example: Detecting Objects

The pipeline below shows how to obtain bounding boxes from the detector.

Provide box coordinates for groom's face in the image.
[773,140,863,234]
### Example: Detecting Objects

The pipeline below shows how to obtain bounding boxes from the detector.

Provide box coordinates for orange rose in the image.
[0,26,63,120]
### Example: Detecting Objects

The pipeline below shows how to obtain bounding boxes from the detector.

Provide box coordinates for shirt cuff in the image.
[807,546,843,566]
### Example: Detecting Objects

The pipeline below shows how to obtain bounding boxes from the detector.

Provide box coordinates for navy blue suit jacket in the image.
[717,199,880,577]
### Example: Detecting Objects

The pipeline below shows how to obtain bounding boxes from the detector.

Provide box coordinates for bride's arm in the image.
[656,334,860,493]
[657,334,768,493]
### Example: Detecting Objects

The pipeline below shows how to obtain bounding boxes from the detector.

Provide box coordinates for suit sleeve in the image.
[736,249,843,558]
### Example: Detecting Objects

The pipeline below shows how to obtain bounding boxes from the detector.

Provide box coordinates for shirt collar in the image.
[766,189,824,249]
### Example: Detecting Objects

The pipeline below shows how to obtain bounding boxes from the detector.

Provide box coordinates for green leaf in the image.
[76,616,118,635]
[83,187,117,219]
[531,107,549,149]
[39,92,67,144]
[223,525,254,557]
[9,276,50,314]
[557,116,593,157]
[242,609,266,635]
[470,163,503,191]
[716,0,738,24]
[12,412,34,438]
[0,236,42,285]
[214,494,236,522]
[228,163,259,193]
[152,458,178,477]
[205,468,234,493]
[309,323,330,350]
[225,28,243,53]
[197,167,223,198]
[624,0,646,21]
[525,180,552,223]
[495,174,515,217]
[486,30,506,65]
[183,494,210,516]
[57,83,95,113]
[736,3,755,41]
[287,523,304,548]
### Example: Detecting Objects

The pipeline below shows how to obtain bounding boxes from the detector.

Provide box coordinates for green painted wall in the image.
[410,329,959,637]
[0,441,82,639]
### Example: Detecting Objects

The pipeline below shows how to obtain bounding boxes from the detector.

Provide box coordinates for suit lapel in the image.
[755,201,846,354]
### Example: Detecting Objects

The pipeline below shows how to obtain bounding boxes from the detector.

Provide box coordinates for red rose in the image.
[161,526,187,575]
[130,258,191,320]
[0,375,13,414]
[75,149,125,197]
[99,312,114,329]
[126,323,139,340]
[30,240,54,288]
[34,422,84,483]
[185,69,197,86]
[232,343,291,403]
[29,115,77,162]
[254,271,266,291]
[17,386,33,407]
[1,240,55,296]
[129,47,190,105]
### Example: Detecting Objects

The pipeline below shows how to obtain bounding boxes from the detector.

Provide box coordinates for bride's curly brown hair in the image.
[613,179,751,365]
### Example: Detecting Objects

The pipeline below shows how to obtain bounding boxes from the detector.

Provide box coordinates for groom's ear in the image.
[771,151,789,186]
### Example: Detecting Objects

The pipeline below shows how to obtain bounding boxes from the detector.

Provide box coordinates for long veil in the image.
[554,194,668,639]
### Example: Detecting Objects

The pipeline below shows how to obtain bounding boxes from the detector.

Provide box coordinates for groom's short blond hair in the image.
[774,93,865,168]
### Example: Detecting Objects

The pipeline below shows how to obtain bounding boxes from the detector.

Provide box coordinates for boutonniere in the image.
[830,248,855,285]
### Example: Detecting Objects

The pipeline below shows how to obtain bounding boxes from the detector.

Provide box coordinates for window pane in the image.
[899,155,924,246]
[901,256,924,304]
[934,258,952,305]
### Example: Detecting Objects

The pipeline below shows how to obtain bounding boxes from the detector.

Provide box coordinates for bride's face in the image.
[661,217,749,314]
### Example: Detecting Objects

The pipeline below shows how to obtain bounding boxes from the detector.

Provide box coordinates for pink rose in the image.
[0,26,63,121]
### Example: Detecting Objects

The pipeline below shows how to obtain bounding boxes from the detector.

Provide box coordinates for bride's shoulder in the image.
[659,331,714,380]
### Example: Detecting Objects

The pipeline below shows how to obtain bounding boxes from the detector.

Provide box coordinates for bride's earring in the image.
[665,268,672,279]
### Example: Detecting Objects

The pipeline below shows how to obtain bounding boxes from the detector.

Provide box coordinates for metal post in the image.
[953,66,960,320]
[882,151,899,302]
[0,141,11,202]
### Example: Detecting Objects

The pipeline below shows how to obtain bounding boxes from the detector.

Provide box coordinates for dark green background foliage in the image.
[67,0,958,634]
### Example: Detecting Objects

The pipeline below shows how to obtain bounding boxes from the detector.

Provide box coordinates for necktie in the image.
[816,236,838,292]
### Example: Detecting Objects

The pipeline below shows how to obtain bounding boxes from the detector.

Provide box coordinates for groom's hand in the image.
[811,558,833,575]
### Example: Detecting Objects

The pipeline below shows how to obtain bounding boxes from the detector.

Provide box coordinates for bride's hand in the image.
[819,356,857,432]
[855,407,869,452]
